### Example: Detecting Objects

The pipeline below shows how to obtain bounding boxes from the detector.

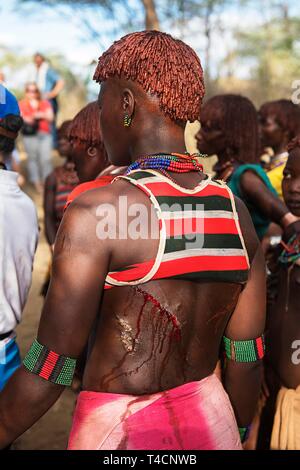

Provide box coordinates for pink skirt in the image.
[68,374,242,450]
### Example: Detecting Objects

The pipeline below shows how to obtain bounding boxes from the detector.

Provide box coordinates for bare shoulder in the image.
[55,185,119,259]
[234,195,260,264]
[55,179,139,257]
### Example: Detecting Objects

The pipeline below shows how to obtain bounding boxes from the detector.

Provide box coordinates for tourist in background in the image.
[19,82,53,193]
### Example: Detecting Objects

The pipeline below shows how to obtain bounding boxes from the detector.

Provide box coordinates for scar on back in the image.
[116,316,139,353]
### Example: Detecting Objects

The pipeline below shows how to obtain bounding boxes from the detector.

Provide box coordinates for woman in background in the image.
[65,101,124,208]
[196,94,298,242]
[41,120,79,297]
[259,99,300,199]
[19,82,53,193]
[44,120,78,251]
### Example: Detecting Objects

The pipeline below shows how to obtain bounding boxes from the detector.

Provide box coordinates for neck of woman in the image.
[29,99,39,108]
[217,152,232,165]
[129,120,186,162]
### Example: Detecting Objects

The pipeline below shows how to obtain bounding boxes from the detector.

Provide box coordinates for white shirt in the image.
[27,62,48,93]
[0,170,38,334]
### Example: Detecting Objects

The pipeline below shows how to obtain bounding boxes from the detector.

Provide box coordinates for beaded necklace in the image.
[278,234,300,313]
[126,152,204,178]
[279,234,300,265]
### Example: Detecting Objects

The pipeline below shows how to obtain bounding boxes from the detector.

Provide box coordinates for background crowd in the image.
[0,0,300,451]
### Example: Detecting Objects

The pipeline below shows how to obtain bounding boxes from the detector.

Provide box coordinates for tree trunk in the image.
[141,0,160,30]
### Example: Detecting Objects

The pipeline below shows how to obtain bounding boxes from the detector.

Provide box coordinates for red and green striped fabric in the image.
[23,339,76,386]
[104,170,250,289]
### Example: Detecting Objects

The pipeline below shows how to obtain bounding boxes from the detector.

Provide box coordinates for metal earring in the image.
[124,114,132,127]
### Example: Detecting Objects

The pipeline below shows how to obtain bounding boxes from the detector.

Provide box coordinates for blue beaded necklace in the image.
[279,234,300,265]
[126,152,204,175]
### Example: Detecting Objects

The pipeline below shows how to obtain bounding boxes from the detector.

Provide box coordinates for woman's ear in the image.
[122,88,135,119]
[87,146,97,157]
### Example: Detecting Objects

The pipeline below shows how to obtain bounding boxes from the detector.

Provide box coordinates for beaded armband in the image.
[23,339,76,386]
[239,425,251,443]
[223,334,265,362]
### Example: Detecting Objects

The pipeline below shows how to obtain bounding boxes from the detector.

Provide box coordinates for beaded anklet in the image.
[223,335,265,362]
[23,339,76,386]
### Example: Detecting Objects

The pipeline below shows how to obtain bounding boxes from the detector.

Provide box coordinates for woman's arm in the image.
[240,171,298,231]
[0,195,112,448]
[223,245,266,426]
[44,79,65,100]
[223,198,266,427]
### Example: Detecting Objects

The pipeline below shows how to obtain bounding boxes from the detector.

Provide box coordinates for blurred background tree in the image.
[0,45,87,121]
[1,0,297,122]
[15,0,300,103]
[229,1,300,104]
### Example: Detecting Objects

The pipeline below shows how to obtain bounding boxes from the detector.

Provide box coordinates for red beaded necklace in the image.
[126,152,204,175]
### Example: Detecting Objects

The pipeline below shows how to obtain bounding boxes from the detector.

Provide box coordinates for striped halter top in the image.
[104,169,250,290]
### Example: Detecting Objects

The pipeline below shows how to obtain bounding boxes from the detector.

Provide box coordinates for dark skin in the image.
[69,138,108,183]
[196,104,298,232]
[0,78,265,447]
[44,133,76,247]
[256,149,300,448]
[266,148,300,390]
[258,109,290,157]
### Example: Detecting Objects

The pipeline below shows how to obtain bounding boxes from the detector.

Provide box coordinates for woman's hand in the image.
[23,116,35,124]
[34,111,46,120]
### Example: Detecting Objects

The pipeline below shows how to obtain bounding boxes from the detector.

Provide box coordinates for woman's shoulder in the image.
[18,98,28,108]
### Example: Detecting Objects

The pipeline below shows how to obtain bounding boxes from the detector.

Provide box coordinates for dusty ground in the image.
[12,157,76,450]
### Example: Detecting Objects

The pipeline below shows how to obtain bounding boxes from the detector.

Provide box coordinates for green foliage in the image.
[14,1,300,105]
[231,11,300,102]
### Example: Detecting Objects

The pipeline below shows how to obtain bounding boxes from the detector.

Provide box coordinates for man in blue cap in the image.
[0,84,38,392]
[0,84,20,119]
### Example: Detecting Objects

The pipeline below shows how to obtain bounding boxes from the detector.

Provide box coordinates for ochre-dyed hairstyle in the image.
[259,100,300,140]
[201,94,260,163]
[93,30,205,124]
[68,101,104,150]
[287,135,300,152]
[57,120,72,139]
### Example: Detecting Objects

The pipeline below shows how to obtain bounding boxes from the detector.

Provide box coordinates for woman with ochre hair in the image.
[65,101,121,208]
[196,94,299,241]
[0,31,271,450]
